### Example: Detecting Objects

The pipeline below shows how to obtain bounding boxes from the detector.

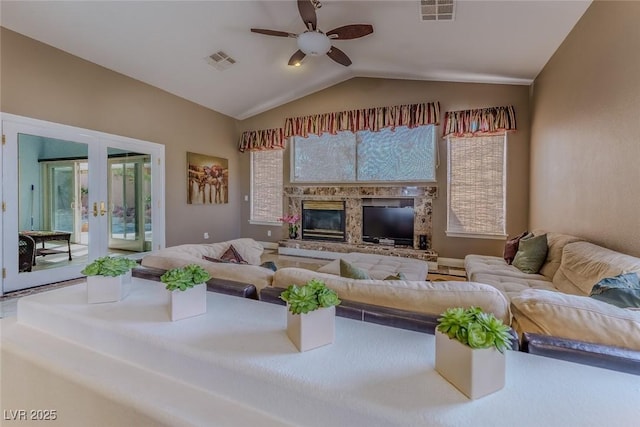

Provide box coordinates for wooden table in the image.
[19,230,72,263]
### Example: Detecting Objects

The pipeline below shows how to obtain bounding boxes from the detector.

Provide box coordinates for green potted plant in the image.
[82,256,138,303]
[434,307,512,399]
[280,279,341,352]
[161,264,211,321]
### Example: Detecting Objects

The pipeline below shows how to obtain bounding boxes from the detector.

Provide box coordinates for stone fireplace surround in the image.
[284,185,437,250]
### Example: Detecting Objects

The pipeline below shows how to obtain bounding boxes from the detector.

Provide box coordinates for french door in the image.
[1,114,165,294]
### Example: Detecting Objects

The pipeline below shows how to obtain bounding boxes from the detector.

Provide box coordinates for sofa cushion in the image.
[140,238,271,290]
[590,273,640,309]
[465,255,547,283]
[472,273,557,299]
[553,241,640,296]
[339,259,371,279]
[513,234,548,274]
[202,245,249,265]
[317,253,428,281]
[273,268,510,324]
[511,289,640,351]
[534,231,584,279]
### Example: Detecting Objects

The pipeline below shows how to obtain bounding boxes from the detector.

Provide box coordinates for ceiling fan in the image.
[251,0,373,67]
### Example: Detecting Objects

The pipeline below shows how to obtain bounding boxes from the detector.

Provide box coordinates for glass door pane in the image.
[3,128,95,292]
[50,164,74,235]
[107,149,150,253]
[2,114,165,295]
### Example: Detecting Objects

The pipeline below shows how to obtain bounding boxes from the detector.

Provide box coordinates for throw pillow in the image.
[202,245,248,264]
[260,261,278,272]
[339,259,370,280]
[202,255,224,263]
[220,245,248,264]
[590,272,640,309]
[384,272,407,280]
[503,230,529,264]
[512,233,548,274]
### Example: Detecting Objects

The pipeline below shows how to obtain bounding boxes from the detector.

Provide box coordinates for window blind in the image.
[250,150,283,223]
[447,134,506,238]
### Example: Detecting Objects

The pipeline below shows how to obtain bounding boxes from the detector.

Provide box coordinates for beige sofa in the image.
[140,238,274,291]
[141,239,510,324]
[464,232,583,298]
[465,233,640,351]
[273,267,511,324]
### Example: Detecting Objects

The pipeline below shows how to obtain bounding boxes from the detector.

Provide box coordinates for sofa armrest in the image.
[132,265,258,300]
[259,287,518,349]
[521,332,640,375]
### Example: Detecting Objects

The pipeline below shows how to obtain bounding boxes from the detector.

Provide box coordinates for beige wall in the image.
[1,28,240,247]
[530,1,640,257]
[239,78,531,259]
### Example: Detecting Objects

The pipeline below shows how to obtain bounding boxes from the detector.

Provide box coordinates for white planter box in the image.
[287,306,335,352]
[435,330,505,399]
[86,271,131,304]
[169,283,207,321]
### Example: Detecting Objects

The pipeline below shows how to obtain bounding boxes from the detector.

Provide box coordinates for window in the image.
[292,131,356,182]
[250,149,283,224]
[447,134,507,238]
[291,125,436,183]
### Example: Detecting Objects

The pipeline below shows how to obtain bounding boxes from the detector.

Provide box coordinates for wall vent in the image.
[420,0,455,21]
[206,51,237,71]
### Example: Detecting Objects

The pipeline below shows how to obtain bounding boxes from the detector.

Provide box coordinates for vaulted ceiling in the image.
[1,1,591,119]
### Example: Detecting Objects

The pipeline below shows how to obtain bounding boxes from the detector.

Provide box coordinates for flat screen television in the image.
[362,206,414,246]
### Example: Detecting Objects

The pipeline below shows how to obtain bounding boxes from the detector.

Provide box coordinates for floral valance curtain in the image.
[443,105,516,137]
[238,128,285,153]
[284,101,440,138]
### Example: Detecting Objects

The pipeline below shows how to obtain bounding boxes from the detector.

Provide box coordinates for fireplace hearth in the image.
[302,201,346,242]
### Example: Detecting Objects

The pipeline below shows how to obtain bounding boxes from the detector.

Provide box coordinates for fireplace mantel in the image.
[284,185,436,250]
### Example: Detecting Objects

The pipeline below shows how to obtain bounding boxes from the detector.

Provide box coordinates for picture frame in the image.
[187,152,229,204]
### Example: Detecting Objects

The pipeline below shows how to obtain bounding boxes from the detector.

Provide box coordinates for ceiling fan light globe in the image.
[297,31,331,56]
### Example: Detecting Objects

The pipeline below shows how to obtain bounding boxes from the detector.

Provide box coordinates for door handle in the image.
[100,201,107,216]
[93,202,98,217]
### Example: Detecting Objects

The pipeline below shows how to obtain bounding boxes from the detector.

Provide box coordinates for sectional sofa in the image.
[466,231,640,373]
[137,235,640,374]
[139,239,511,325]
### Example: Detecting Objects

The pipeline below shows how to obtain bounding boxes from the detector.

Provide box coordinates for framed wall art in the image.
[187,152,229,204]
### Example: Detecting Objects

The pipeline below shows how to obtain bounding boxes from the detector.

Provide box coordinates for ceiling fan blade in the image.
[297,0,317,31]
[327,46,352,67]
[288,50,307,66]
[326,24,374,40]
[251,28,297,38]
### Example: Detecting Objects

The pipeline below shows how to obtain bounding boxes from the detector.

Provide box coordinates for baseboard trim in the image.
[258,241,279,250]
[277,246,340,260]
[437,257,464,268]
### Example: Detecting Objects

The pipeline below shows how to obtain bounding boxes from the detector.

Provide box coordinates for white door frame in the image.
[1,113,165,295]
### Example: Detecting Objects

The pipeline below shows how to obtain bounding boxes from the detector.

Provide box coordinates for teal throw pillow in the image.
[339,259,371,280]
[590,273,640,308]
[512,233,548,274]
[260,261,278,272]
[383,272,407,280]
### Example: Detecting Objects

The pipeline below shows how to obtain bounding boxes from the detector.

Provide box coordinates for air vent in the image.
[420,0,455,21]
[206,51,237,71]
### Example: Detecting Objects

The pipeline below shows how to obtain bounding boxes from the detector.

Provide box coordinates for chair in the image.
[18,234,36,272]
